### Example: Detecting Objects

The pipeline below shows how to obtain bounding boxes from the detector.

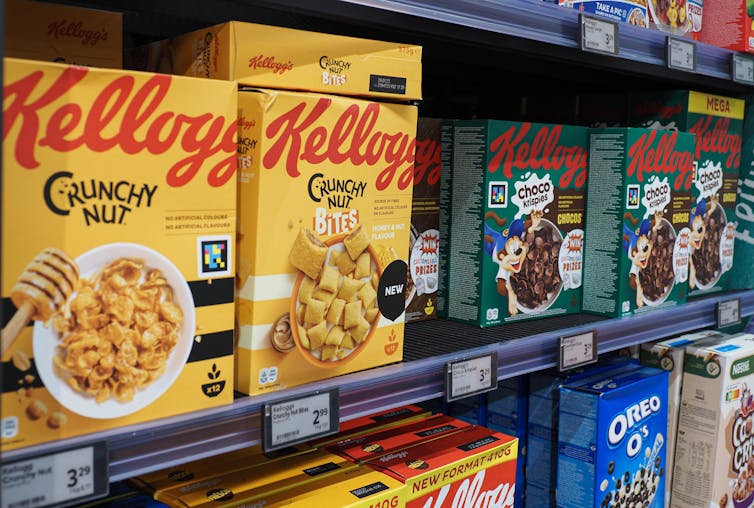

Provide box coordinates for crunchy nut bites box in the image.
[557,364,670,508]
[1,58,237,452]
[671,333,754,508]
[235,88,416,395]
[582,128,695,318]
[6,0,122,68]
[365,425,519,508]
[130,20,422,102]
[629,90,745,297]
[406,117,442,323]
[446,120,589,327]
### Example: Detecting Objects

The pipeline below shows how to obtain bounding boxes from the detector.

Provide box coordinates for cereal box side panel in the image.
[582,129,628,317]
[436,119,455,318]
[229,21,422,101]
[559,0,649,28]
[556,387,599,507]
[447,120,489,327]
[6,0,123,68]
[2,58,237,452]
[698,0,753,53]
[686,91,745,297]
[731,98,754,291]
[235,89,416,395]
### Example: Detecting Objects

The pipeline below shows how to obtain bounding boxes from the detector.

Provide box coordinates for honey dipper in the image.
[2,248,79,355]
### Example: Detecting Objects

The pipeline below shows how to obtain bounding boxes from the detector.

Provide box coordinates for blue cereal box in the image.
[556,365,669,508]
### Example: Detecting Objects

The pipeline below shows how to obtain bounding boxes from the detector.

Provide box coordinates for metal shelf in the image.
[2,290,751,482]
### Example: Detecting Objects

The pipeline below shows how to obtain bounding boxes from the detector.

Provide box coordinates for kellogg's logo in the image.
[689,116,742,169]
[261,98,416,191]
[248,54,293,75]
[627,130,694,190]
[47,19,109,46]
[414,135,441,187]
[4,67,237,187]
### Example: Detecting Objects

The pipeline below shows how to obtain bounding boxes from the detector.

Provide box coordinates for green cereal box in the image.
[445,120,589,327]
[582,128,695,318]
[629,90,744,297]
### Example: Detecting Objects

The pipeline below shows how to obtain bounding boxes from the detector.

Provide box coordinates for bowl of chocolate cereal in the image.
[640,217,676,306]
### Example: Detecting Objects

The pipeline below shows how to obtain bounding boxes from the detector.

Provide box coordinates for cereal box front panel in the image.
[236,88,416,395]
[1,58,237,452]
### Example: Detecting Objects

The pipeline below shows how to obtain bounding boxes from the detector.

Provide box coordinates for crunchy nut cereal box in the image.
[582,128,696,318]
[6,0,122,68]
[445,120,589,327]
[671,333,754,508]
[130,20,422,101]
[1,58,237,452]
[365,425,519,508]
[629,90,745,298]
[235,88,416,395]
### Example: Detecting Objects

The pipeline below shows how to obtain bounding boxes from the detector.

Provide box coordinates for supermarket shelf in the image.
[1,289,752,482]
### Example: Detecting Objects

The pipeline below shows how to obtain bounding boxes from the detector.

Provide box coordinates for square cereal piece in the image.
[319,264,340,294]
[341,333,356,350]
[333,250,357,275]
[344,224,370,260]
[338,277,364,301]
[344,301,363,330]
[358,283,377,310]
[289,228,328,279]
[298,276,316,304]
[298,325,310,349]
[313,287,336,309]
[321,344,339,361]
[326,298,346,326]
[307,321,327,349]
[305,299,326,324]
[325,325,346,346]
[296,303,307,324]
[365,307,379,323]
[351,316,371,343]
[355,252,371,279]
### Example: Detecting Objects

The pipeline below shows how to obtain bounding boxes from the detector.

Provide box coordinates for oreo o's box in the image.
[556,365,670,508]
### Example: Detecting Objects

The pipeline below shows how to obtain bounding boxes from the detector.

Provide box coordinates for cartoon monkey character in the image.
[484,211,541,316]
[623,213,653,308]
[688,195,718,290]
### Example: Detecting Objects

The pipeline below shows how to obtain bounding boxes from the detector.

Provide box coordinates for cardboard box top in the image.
[561,364,669,396]
[641,330,730,351]
[684,332,754,358]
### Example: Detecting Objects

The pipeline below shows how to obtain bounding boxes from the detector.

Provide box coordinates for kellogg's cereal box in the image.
[730,98,754,291]
[436,119,454,319]
[445,120,588,327]
[406,117,442,323]
[698,0,754,52]
[557,364,670,508]
[1,58,236,453]
[629,90,745,297]
[582,128,695,318]
[235,88,416,395]
[130,21,422,101]
[6,0,122,68]
[672,333,754,508]
[365,425,519,508]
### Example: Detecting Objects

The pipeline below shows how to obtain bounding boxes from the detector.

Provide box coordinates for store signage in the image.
[262,389,339,452]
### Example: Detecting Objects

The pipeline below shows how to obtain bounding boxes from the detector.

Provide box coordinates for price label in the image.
[579,14,619,55]
[559,330,598,371]
[733,54,754,84]
[717,298,741,328]
[262,388,339,453]
[667,37,696,72]
[1,442,108,508]
[445,352,498,402]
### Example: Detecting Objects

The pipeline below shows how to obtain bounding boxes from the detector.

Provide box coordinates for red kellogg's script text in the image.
[4,67,237,187]
[487,123,587,188]
[261,98,416,191]
[413,134,441,187]
[627,130,695,190]
[689,116,742,169]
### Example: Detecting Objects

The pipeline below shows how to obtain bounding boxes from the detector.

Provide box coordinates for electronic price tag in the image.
[445,352,498,402]
[733,54,754,84]
[262,388,339,453]
[667,37,696,72]
[579,14,619,55]
[717,298,741,328]
[559,330,598,371]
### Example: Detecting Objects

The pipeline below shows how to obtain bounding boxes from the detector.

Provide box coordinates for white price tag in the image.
[1,443,108,508]
[445,353,498,402]
[263,389,339,452]
[667,37,695,72]
[579,14,618,55]
[717,298,741,328]
[733,54,754,84]
[559,330,598,371]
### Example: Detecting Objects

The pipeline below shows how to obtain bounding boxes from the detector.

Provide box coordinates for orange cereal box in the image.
[6,0,122,68]
[235,88,417,395]
[1,58,237,452]
[130,20,422,101]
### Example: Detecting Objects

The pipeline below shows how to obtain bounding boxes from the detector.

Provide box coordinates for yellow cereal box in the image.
[6,0,122,68]
[1,58,237,452]
[130,20,422,101]
[236,88,417,395]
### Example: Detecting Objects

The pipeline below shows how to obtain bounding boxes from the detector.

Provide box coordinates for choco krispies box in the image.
[629,90,745,298]
[556,364,670,508]
[445,120,589,327]
[582,127,696,318]
[0,58,236,453]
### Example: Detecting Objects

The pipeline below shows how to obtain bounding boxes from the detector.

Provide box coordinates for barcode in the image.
[277,429,300,441]
[455,385,471,394]
[9,495,46,508]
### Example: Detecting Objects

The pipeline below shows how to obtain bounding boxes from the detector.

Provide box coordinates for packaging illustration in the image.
[130,20,422,101]
[671,333,754,508]
[6,0,123,68]
[558,0,649,28]
[582,128,695,318]
[557,364,670,508]
[629,90,745,297]
[406,117,442,323]
[1,58,237,452]
[235,88,417,395]
[445,120,589,327]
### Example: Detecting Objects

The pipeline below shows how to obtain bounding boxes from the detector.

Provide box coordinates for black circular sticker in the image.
[378,260,408,321]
